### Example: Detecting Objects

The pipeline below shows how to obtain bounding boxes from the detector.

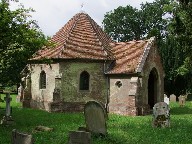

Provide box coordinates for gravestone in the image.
[16,85,22,103]
[5,93,12,117]
[68,131,91,144]
[11,129,34,144]
[1,93,13,125]
[178,95,186,107]
[152,102,170,128]
[170,94,176,102]
[84,100,107,135]
[164,94,169,105]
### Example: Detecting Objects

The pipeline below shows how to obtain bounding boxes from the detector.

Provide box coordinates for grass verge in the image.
[0,95,192,144]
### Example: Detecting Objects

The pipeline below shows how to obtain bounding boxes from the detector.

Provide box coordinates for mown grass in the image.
[0,94,192,144]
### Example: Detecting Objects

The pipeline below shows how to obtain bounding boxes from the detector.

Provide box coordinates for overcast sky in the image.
[11,0,154,37]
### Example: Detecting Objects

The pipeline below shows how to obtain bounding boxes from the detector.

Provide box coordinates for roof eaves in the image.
[136,37,155,73]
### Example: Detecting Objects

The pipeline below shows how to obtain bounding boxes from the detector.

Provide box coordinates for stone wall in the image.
[59,61,108,103]
[108,76,135,115]
[28,63,60,111]
[140,44,164,113]
[49,102,85,112]
[108,44,164,116]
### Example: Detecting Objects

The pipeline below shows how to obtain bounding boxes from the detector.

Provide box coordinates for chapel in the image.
[21,12,164,116]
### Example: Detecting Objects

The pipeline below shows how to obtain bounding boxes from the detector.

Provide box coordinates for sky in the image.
[11,0,154,37]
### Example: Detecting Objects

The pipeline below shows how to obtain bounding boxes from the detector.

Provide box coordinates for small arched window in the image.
[79,71,90,90]
[40,71,46,89]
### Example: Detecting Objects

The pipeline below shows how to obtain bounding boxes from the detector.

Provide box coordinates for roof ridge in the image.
[85,14,103,46]
[59,13,82,57]
[31,12,114,61]
[136,37,155,73]
[86,14,114,59]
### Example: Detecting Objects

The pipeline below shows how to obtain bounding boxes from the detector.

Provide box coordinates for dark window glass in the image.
[40,71,46,89]
[80,71,89,90]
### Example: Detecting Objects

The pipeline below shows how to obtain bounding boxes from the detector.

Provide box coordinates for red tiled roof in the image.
[31,12,155,75]
[107,37,155,74]
[31,13,114,60]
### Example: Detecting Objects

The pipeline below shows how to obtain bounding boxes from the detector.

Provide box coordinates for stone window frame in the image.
[39,70,46,89]
[79,71,90,92]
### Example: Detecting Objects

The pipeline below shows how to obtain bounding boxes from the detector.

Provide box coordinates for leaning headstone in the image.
[152,102,170,128]
[84,101,107,135]
[170,94,176,102]
[68,131,91,144]
[164,94,169,105]
[11,129,34,144]
[178,95,186,107]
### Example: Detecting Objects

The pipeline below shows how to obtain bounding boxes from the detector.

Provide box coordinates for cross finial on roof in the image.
[81,3,84,10]
[80,3,86,13]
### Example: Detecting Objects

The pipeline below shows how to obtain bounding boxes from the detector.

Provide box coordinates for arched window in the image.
[40,71,46,89]
[79,71,90,90]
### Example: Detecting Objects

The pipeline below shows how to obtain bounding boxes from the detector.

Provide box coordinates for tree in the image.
[102,0,170,42]
[140,0,170,39]
[165,0,192,94]
[103,5,143,42]
[0,0,47,86]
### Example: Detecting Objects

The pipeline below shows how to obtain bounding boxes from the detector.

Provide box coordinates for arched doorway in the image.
[148,68,158,109]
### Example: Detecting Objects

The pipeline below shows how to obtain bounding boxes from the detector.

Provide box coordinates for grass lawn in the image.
[0,94,192,144]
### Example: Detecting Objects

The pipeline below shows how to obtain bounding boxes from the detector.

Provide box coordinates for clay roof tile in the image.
[31,13,114,61]
[107,37,155,74]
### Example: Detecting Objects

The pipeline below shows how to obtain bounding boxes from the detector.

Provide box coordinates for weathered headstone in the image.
[84,101,107,135]
[16,85,22,103]
[4,93,12,117]
[164,94,169,105]
[170,94,176,102]
[178,95,186,107]
[1,93,13,125]
[68,131,91,144]
[152,102,170,128]
[11,129,34,144]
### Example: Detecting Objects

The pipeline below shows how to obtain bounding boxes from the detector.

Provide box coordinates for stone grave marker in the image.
[16,85,22,103]
[84,100,107,135]
[178,95,186,107]
[1,93,14,125]
[164,94,169,105]
[152,102,170,128]
[170,94,176,102]
[5,93,12,117]
[68,131,91,144]
[11,129,34,144]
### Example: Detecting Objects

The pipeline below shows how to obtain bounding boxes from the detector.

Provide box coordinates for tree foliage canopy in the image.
[103,0,169,42]
[0,0,47,85]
